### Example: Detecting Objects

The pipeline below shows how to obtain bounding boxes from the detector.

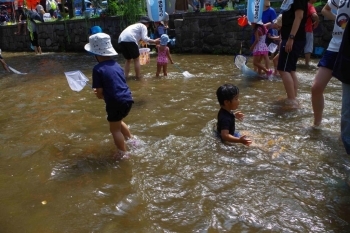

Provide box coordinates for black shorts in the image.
[118,42,140,60]
[106,101,133,122]
[30,32,39,47]
[318,50,338,70]
[277,40,305,72]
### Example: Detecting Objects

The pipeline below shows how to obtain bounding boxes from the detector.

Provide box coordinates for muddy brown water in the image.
[0,51,349,232]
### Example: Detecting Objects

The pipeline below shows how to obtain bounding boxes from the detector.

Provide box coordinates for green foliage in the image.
[106,0,146,27]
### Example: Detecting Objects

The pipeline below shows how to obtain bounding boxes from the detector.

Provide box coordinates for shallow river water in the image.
[0,51,349,233]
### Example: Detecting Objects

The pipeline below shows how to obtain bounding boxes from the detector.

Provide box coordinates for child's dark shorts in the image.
[317,50,338,70]
[118,42,140,60]
[106,101,134,122]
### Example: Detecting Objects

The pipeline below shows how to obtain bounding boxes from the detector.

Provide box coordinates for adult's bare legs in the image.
[124,59,131,78]
[311,67,333,126]
[279,70,298,103]
[291,71,298,97]
[133,57,141,78]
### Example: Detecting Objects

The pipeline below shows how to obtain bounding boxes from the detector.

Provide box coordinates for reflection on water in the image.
[0,51,349,232]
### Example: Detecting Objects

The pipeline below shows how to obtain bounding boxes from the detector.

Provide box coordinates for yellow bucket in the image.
[139,48,150,65]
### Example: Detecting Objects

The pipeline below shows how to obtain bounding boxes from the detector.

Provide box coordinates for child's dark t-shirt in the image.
[217,108,235,139]
[92,60,133,104]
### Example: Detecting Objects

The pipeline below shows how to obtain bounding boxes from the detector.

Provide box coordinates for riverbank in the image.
[0,7,332,55]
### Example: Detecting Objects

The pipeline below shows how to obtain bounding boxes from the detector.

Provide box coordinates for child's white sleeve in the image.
[327,0,339,11]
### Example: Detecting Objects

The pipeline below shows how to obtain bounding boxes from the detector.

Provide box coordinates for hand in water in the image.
[240,135,252,146]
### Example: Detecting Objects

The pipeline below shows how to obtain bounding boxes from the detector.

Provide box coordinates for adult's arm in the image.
[285,9,304,52]
[140,25,160,44]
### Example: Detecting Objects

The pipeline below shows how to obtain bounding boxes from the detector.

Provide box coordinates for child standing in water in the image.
[270,14,282,76]
[84,33,134,159]
[250,21,272,76]
[156,34,174,77]
[216,84,252,146]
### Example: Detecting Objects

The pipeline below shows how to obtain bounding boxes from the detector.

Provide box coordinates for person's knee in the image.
[311,77,327,95]
[311,83,322,96]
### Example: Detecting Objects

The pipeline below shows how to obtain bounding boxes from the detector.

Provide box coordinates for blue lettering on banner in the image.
[254,0,260,20]
[158,0,164,17]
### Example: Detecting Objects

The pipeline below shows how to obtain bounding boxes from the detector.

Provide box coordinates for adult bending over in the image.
[118,16,160,79]
[277,0,307,106]
[311,0,349,127]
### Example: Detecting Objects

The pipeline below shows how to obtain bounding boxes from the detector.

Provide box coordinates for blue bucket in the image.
[314,47,325,56]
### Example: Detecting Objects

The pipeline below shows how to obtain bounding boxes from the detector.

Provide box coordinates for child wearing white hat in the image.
[155,34,174,77]
[84,33,134,159]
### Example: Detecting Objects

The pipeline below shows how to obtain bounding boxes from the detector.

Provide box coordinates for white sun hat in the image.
[84,33,118,56]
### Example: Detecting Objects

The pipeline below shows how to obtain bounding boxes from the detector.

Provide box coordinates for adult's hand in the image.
[285,38,294,53]
[153,38,160,44]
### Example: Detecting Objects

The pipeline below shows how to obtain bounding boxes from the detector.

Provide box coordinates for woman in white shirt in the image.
[118,16,160,79]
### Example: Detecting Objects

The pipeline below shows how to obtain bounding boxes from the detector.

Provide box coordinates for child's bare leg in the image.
[163,64,168,76]
[253,56,262,72]
[109,121,127,152]
[156,63,161,77]
[121,121,132,140]
[273,53,279,75]
[37,46,42,54]
[253,56,268,73]
[263,54,270,70]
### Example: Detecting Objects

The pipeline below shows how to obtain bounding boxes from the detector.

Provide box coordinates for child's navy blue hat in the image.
[90,26,102,35]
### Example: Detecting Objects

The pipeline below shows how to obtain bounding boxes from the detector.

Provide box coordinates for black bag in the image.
[332,22,350,84]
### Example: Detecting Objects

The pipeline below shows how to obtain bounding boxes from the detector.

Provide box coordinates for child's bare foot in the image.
[113,150,130,160]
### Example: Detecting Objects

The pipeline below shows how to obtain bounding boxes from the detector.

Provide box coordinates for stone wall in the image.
[173,7,333,55]
[0,16,127,52]
[0,8,333,54]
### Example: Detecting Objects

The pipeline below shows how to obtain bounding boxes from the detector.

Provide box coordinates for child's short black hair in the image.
[216,84,239,106]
